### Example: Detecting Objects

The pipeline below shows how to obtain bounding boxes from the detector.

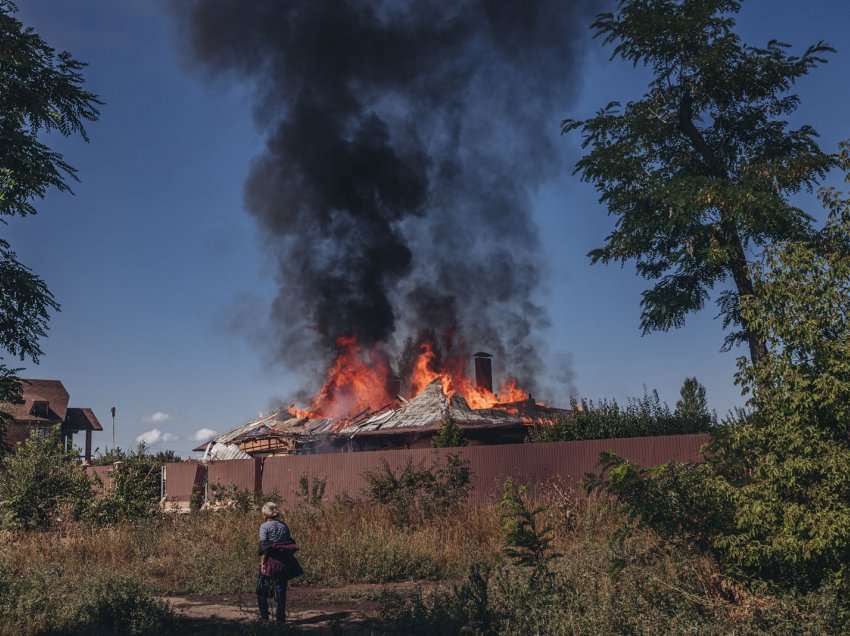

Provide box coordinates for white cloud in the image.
[136,428,178,446]
[192,428,218,443]
[143,411,171,424]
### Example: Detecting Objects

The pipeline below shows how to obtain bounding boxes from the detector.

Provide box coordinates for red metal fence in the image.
[164,434,709,506]
[162,461,206,504]
[207,458,259,494]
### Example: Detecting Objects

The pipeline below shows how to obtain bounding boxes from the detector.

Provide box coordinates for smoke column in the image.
[171,0,601,394]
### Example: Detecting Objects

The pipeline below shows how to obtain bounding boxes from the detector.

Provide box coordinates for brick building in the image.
[1,379,102,461]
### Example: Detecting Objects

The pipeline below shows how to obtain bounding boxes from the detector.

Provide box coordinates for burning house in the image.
[177,1,593,462]
[197,349,570,460]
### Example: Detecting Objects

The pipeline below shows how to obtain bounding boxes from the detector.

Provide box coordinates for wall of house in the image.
[165,433,709,508]
[3,421,52,447]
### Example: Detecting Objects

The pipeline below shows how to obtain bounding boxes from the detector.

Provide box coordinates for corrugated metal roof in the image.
[201,379,571,452]
[203,442,252,461]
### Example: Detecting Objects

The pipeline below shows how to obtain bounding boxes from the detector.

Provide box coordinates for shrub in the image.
[0,430,91,529]
[0,567,176,636]
[208,483,256,513]
[532,386,713,443]
[431,417,467,448]
[88,454,162,524]
[55,577,175,635]
[297,474,327,507]
[498,480,557,569]
[364,454,471,526]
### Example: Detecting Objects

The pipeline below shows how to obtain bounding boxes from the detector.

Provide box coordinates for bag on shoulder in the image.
[259,541,302,579]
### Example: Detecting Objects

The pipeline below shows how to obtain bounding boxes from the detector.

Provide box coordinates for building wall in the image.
[3,420,53,447]
[166,433,709,507]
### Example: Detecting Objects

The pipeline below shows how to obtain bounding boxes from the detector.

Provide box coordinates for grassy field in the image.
[0,485,840,635]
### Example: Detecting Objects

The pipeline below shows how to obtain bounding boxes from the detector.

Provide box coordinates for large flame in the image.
[289,336,529,420]
[409,342,528,408]
[288,336,393,419]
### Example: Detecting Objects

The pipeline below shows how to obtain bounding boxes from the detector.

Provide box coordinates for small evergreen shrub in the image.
[431,417,467,448]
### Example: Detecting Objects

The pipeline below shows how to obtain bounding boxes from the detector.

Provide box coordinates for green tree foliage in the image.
[596,147,850,600]
[89,455,162,524]
[431,417,467,448]
[0,1,100,447]
[0,429,91,529]
[563,0,836,363]
[675,376,710,421]
[532,387,713,442]
[87,444,180,523]
[92,444,181,467]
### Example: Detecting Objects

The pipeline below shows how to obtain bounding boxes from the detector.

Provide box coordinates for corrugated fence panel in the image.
[207,458,257,494]
[256,433,710,507]
[163,434,710,505]
[163,462,205,502]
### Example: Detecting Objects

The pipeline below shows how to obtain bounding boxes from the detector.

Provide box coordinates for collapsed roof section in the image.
[198,379,570,460]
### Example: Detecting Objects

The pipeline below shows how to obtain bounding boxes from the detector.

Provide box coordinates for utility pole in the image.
[111,406,116,448]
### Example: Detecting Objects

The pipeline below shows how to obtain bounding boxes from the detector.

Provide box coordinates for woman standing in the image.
[256,501,295,623]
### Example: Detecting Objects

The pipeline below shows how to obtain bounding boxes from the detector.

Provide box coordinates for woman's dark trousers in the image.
[257,575,287,622]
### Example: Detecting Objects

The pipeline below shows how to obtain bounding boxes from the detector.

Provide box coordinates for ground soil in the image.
[163,582,426,634]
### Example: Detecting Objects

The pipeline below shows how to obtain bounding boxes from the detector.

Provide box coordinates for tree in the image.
[432,416,467,448]
[596,146,850,598]
[563,0,836,364]
[674,377,709,421]
[0,1,100,447]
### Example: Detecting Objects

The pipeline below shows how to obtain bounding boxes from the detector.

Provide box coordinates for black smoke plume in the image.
[172,0,601,393]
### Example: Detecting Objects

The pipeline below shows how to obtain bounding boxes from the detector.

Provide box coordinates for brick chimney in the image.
[473,352,493,393]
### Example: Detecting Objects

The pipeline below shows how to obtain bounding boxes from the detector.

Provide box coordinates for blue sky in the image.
[8,1,850,455]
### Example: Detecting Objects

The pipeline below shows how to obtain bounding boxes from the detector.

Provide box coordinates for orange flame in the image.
[287,336,531,421]
[408,342,528,408]
[287,336,392,420]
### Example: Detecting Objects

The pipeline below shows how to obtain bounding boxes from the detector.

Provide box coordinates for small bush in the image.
[297,474,327,507]
[364,454,471,526]
[208,483,256,513]
[0,567,176,636]
[431,417,467,448]
[88,455,161,525]
[499,480,557,569]
[0,430,92,529]
[55,577,175,635]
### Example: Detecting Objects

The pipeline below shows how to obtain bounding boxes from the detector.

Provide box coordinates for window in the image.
[30,401,49,418]
[34,426,52,439]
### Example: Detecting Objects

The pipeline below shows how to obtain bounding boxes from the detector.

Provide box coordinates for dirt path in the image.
[163,582,424,633]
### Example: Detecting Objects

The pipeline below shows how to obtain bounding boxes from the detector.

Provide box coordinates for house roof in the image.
[65,407,103,432]
[201,379,571,452]
[0,379,101,431]
[1,379,70,423]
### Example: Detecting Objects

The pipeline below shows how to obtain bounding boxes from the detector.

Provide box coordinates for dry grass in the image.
[1,488,842,634]
[0,500,503,595]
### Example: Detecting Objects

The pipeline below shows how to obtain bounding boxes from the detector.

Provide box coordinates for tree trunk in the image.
[678,91,767,365]
[723,221,768,365]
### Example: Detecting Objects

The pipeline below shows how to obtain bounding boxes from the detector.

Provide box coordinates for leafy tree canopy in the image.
[596,145,850,597]
[0,0,100,446]
[564,0,836,363]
